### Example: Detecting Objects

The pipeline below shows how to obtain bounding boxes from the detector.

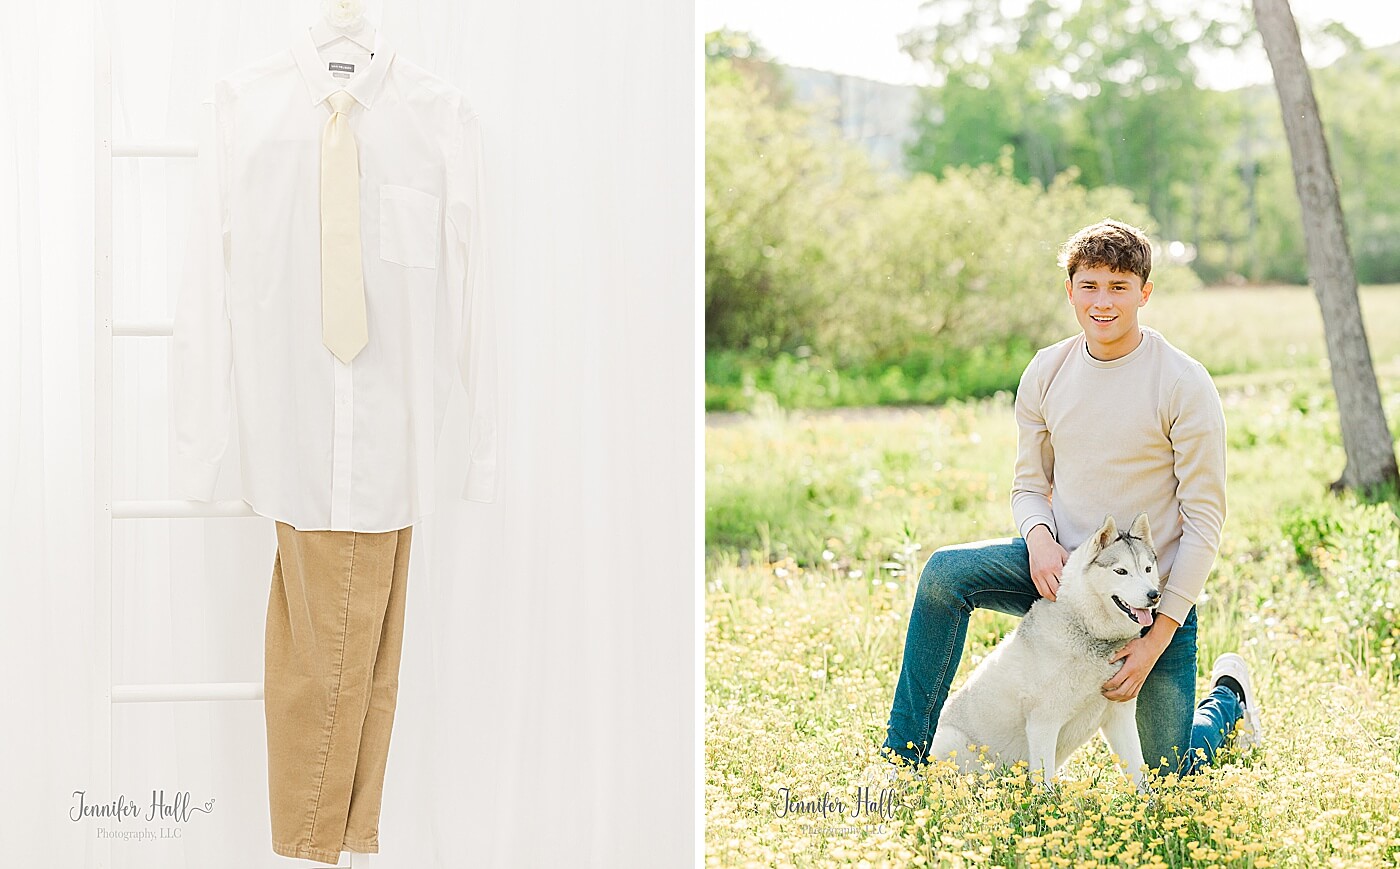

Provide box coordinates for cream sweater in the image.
[1010,326,1227,625]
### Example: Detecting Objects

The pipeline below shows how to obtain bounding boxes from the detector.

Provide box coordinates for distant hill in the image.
[758,41,1400,178]
[775,65,923,176]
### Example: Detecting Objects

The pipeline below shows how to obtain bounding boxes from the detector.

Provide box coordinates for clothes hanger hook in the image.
[322,0,366,31]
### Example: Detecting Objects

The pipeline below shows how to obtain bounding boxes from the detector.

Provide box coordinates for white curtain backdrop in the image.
[0,0,696,867]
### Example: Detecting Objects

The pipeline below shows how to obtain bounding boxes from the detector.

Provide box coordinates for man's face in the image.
[1065,265,1153,359]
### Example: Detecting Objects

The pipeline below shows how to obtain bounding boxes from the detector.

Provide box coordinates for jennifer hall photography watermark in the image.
[775,785,899,838]
[69,788,216,843]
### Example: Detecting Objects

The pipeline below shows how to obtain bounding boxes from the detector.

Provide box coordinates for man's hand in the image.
[1026,524,1068,601]
[1102,614,1179,701]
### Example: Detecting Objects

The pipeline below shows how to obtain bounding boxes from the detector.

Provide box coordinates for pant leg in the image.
[1134,607,1197,778]
[264,520,409,864]
[1134,607,1243,777]
[1184,684,1242,772]
[342,523,413,853]
[883,537,1041,765]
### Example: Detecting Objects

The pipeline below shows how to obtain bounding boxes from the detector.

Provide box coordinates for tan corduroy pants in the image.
[264,520,413,864]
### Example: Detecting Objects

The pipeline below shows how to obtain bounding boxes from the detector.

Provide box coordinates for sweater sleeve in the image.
[1011,354,1057,540]
[1158,363,1228,624]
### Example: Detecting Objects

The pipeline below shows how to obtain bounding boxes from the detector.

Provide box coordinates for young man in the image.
[881,219,1261,778]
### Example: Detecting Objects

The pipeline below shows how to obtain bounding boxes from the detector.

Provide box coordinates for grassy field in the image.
[1143,284,1400,379]
[705,285,1400,413]
[704,292,1400,867]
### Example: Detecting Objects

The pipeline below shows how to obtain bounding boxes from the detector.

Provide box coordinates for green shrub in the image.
[705,60,1198,373]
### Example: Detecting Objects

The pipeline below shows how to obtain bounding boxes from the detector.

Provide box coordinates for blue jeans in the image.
[883,537,1241,777]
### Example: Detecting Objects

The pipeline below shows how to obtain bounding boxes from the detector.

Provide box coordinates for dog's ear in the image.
[1130,511,1155,553]
[1090,514,1117,556]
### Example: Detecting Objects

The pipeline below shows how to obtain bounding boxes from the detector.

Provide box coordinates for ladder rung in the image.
[113,499,259,519]
[113,319,173,337]
[111,140,197,158]
[112,681,263,703]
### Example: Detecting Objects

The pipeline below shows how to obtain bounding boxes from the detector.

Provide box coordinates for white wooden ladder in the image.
[93,4,368,867]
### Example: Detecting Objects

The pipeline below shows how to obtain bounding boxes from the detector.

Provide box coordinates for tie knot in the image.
[328,91,356,115]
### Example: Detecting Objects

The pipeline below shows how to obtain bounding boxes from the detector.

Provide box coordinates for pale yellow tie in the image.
[321,90,368,363]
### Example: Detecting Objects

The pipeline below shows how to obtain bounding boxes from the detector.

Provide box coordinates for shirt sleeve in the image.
[1157,363,1228,625]
[444,103,499,503]
[171,86,234,501]
[1010,353,1057,540]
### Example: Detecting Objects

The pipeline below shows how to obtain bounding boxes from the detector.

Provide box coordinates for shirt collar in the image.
[292,25,395,110]
[1080,326,1153,369]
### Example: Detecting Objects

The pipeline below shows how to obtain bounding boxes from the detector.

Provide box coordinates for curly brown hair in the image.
[1058,219,1152,283]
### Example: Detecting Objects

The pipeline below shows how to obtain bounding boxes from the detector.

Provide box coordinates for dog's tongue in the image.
[1133,607,1154,626]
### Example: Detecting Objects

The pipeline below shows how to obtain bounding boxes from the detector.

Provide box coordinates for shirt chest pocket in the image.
[378,184,441,269]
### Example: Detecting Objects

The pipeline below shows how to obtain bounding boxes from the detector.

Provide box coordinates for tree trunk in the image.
[1253,0,1399,494]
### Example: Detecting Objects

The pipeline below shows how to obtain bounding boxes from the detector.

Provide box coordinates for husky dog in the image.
[929,512,1161,789]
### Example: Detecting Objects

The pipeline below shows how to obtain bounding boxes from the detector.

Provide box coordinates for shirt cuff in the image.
[174,454,220,501]
[461,459,497,503]
[1017,513,1056,541]
[1157,588,1194,627]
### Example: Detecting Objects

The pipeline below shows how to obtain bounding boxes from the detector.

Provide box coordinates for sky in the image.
[697,0,1400,91]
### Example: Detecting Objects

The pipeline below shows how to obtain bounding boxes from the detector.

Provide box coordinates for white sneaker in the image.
[1209,652,1262,752]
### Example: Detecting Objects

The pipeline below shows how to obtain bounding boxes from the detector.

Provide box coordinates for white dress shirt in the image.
[173,28,498,532]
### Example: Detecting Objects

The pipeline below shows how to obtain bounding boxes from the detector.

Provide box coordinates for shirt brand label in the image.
[329,62,355,72]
